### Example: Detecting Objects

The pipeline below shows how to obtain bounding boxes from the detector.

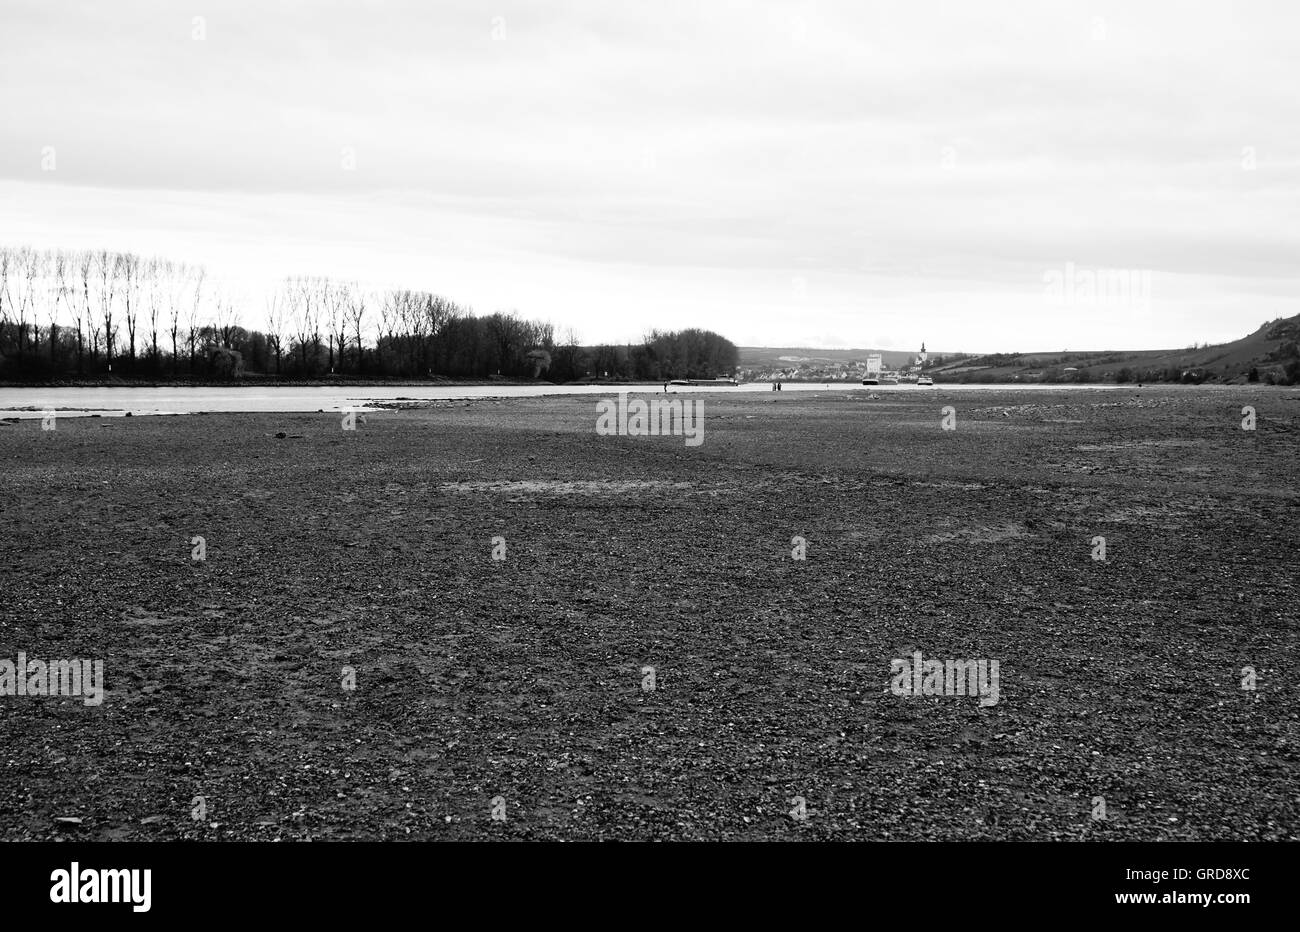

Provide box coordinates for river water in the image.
[0,381,1136,417]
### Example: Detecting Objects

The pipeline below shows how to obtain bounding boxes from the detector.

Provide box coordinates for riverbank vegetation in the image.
[0,246,737,384]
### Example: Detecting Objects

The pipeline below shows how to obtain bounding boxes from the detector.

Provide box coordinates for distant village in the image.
[738,356,946,383]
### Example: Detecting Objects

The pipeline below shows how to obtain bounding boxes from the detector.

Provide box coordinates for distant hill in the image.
[739,314,1300,384]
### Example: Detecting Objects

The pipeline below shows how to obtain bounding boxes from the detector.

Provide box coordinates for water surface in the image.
[0,381,1137,418]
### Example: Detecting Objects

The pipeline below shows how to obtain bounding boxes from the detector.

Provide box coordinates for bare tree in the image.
[0,249,10,353]
[328,280,351,374]
[553,326,583,380]
[1,249,20,361]
[265,282,287,375]
[167,262,186,377]
[77,252,92,370]
[321,279,343,373]
[400,292,429,376]
[146,257,163,371]
[419,294,455,374]
[95,250,118,371]
[308,278,324,370]
[47,251,67,367]
[12,247,40,365]
[346,284,368,374]
[214,287,240,348]
[289,276,317,373]
[486,310,525,376]
[187,267,205,375]
[119,252,140,371]
[378,289,401,375]
[27,253,44,362]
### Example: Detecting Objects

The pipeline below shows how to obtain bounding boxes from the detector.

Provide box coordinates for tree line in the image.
[0,247,738,382]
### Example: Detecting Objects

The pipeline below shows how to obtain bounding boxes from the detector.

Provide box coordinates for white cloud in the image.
[1,0,1297,350]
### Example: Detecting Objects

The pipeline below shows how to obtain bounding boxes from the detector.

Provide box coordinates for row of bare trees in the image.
[1,245,738,382]
[0,246,213,377]
[0,246,567,380]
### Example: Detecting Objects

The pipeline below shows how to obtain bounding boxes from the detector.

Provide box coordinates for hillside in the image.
[930,314,1300,384]
[739,314,1300,384]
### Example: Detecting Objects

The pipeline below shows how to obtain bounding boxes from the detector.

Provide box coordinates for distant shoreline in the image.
[0,377,655,389]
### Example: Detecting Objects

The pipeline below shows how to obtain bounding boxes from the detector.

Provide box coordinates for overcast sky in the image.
[1,0,1296,351]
